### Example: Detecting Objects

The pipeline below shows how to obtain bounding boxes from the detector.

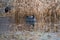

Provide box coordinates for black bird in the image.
[26,15,36,28]
[5,6,11,13]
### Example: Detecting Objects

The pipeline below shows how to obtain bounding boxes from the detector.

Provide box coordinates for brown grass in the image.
[4,0,60,32]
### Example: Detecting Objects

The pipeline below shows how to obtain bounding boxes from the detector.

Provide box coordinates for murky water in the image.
[0,17,10,33]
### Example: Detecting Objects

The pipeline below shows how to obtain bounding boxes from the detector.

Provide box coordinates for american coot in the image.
[5,6,11,13]
[26,15,36,27]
